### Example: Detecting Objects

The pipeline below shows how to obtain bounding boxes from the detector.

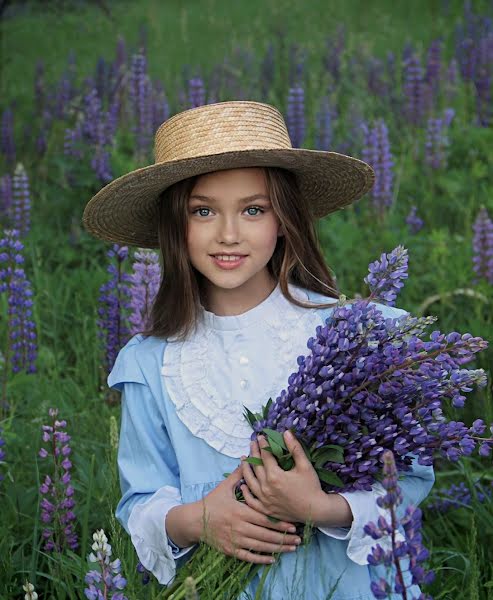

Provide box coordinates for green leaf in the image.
[316,469,344,487]
[245,457,264,466]
[267,515,281,523]
[280,456,295,471]
[262,428,287,450]
[243,406,257,428]
[223,472,231,478]
[266,439,284,459]
[313,446,345,468]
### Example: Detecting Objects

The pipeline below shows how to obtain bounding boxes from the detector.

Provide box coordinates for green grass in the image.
[1,0,493,598]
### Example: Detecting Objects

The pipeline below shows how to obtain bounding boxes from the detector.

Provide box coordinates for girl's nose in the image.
[217,216,240,243]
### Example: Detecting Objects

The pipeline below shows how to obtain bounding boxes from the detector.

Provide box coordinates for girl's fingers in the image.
[241,483,265,513]
[241,457,262,498]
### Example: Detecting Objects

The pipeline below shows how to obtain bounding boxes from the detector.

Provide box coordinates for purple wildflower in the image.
[12,163,31,236]
[403,53,428,126]
[314,96,334,151]
[188,77,206,108]
[136,561,151,585]
[128,248,160,336]
[151,80,170,134]
[424,39,443,100]
[0,229,37,379]
[82,88,113,183]
[84,529,128,600]
[64,122,84,160]
[1,107,15,166]
[365,245,409,306]
[286,85,306,148]
[424,109,455,170]
[444,58,459,103]
[427,479,493,513]
[361,119,394,219]
[98,245,132,375]
[0,174,13,229]
[472,206,493,285]
[0,426,5,484]
[473,33,493,127]
[38,408,78,552]
[406,206,424,235]
[129,50,153,163]
[365,450,435,599]
[34,60,45,116]
[237,245,491,496]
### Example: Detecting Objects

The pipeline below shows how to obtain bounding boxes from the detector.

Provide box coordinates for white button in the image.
[239,356,249,365]
[240,379,248,389]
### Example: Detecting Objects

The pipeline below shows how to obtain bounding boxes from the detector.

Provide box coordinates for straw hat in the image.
[82,100,374,248]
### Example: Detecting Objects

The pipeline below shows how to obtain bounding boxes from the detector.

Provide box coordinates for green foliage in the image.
[1,0,492,598]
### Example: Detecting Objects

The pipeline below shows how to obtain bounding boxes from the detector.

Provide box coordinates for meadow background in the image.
[1,0,492,598]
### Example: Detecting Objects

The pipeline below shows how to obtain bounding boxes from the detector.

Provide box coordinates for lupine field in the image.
[1,0,493,598]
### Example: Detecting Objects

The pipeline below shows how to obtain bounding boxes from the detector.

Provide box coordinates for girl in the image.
[83,101,435,600]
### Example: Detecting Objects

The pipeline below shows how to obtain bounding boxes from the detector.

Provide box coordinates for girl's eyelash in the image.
[191,206,265,216]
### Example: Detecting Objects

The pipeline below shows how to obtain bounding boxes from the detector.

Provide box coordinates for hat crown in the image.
[154,101,293,164]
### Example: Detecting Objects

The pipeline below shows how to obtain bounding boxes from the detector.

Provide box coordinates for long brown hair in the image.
[138,166,340,342]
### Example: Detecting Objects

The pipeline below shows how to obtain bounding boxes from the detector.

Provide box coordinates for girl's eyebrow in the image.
[188,193,270,203]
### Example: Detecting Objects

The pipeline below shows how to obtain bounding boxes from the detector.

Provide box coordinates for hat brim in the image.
[82,148,374,248]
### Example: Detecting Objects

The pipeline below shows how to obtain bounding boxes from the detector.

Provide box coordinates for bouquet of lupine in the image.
[162,245,492,599]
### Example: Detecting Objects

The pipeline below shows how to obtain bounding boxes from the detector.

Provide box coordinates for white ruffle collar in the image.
[161,283,326,458]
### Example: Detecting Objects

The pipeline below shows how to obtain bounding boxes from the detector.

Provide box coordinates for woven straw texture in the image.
[83,101,375,248]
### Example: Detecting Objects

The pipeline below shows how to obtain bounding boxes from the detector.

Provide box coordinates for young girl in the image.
[83,101,435,600]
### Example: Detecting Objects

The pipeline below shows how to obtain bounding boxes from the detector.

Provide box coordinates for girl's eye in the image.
[191,206,265,217]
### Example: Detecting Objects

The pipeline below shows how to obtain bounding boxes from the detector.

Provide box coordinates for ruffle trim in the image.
[161,284,327,458]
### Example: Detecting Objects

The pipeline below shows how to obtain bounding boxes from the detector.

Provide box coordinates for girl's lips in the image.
[211,255,247,270]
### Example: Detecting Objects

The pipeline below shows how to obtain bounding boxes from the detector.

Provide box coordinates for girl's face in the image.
[186,167,283,308]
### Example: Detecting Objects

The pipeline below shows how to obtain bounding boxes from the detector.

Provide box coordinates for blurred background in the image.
[0,0,492,598]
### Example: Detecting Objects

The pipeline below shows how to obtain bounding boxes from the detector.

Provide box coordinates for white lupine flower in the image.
[22,581,38,600]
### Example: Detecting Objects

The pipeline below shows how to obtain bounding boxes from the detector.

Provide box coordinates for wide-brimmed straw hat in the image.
[82,100,375,248]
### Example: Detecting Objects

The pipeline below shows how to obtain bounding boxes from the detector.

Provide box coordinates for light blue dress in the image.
[109,282,435,600]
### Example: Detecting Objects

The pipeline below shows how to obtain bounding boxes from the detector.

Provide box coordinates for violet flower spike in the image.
[38,407,78,552]
[364,450,435,599]
[364,245,409,306]
[85,529,128,599]
[128,248,161,336]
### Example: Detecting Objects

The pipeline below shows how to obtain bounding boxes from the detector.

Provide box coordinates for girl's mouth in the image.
[211,255,247,270]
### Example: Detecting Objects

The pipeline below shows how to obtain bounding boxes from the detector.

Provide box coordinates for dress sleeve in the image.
[317,456,435,565]
[109,338,197,586]
[316,302,435,564]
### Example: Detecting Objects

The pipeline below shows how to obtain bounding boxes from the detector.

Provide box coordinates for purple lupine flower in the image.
[34,60,45,117]
[314,96,334,151]
[84,529,128,600]
[188,77,206,108]
[472,206,493,285]
[55,69,74,120]
[151,80,169,134]
[0,229,37,378]
[424,109,455,170]
[365,450,435,599]
[81,88,114,183]
[286,86,305,148]
[364,245,409,306]
[473,33,493,127]
[95,57,108,105]
[236,246,491,497]
[0,426,6,484]
[444,58,459,103]
[35,109,52,157]
[1,107,15,166]
[128,248,161,336]
[0,174,13,229]
[288,42,306,88]
[136,561,151,585]
[259,42,275,100]
[98,245,132,375]
[425,39,443,100]
[64,121,84,160]
[323,23,346,84]
[361,119,394,218]
[403,53,428,126]
[129,51,153,163]
[12,163,31,236]
[427,479,493,512]
[406,206,424,235]
[38,408,78,553]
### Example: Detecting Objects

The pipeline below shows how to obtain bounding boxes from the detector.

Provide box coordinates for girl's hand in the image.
[240,430,323,524]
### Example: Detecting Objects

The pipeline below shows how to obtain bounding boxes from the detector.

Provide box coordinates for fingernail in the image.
[288,526,296,533]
